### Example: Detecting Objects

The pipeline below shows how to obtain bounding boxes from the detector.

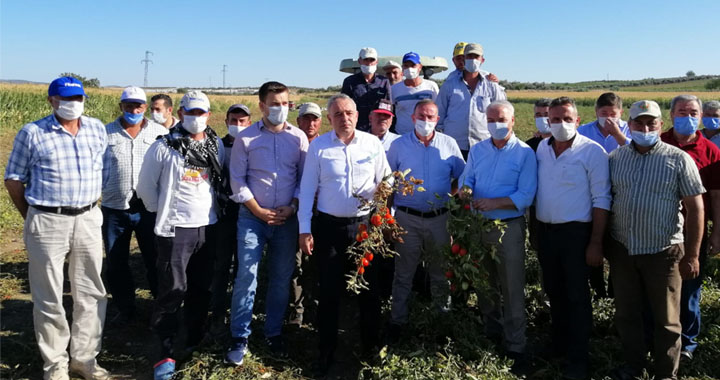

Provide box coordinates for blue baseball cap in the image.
[402,52,421,65]
[48,76,87,97]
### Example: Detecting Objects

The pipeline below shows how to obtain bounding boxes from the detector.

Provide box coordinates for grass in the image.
[1,84,720,379]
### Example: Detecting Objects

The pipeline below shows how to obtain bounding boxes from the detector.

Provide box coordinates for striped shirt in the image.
[102,117,168,210]
[5,114,107,207]
[609,141,705,255]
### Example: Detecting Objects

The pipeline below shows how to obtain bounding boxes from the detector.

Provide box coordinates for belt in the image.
[396,206,448,218]
[33,202,97,216]
[317,211,366,224]
[500,215,524,223]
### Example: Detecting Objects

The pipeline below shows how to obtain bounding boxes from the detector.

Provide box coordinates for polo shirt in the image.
[341,72,391,132]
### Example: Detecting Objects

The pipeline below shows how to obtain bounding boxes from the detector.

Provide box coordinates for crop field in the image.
[1,83,719,379]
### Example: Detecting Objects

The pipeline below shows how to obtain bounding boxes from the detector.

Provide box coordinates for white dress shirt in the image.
[298,129,390,234]
[535,134,611,224]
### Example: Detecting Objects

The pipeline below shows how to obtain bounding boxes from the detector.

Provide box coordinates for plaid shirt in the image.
[4,114,107,207]
[102,117,168,210]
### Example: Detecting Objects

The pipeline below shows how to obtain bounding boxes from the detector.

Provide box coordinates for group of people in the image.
[4,41,720,380]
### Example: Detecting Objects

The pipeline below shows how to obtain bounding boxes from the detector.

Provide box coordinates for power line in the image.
[141,51,153,87]
[222,64,228,88]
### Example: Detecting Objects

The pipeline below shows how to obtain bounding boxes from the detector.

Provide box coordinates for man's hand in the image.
[299,233,314,256]
[487,73,499,83]
[601,118,627,146]
[709,230,720,256]
[679,255,700,280]
[585,241,604,267]
[275,205,295,220]
[473,198,498,212]
[253,207,286,225]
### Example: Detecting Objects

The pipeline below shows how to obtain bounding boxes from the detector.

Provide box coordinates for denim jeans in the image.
[101,206,158,315]
[230,206,298,339]
[680,242,707,353]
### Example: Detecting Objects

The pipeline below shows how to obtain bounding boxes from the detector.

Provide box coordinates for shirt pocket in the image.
[560,162,586,186]
[475,95,491,113]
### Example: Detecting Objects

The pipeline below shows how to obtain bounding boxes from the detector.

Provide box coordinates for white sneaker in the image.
[69,359,110,380]
[45,363,69,380]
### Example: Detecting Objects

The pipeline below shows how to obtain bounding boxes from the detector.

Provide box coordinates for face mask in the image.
[597,116,620,127]
[55,100,84,120]
[403,67,419,80]
[464,59,483,73]
[703,117,720,130]
[182,115,208,134]
[535,117,551,134]
[488,122,510,140]
[360,64,376,75]
[123,111,144,125]
[550,122,577,142]
[152,112,167,124]
[673,116,700,136]
[228,124,245,137]
[267,105,289,126]
[631,130,659,147]
[414,119,436,137]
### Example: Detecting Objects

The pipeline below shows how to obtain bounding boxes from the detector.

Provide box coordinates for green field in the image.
[1,84,720,380]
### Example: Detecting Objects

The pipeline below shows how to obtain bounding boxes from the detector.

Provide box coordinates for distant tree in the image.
[706,78,720,90]
[58,72,101,88]
[686,70,696,78]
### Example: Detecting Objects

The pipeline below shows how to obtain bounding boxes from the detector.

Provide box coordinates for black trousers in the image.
[210,203,239,315]
[537,221,592,375]
[151,225,216,359]
[313,212,381,356]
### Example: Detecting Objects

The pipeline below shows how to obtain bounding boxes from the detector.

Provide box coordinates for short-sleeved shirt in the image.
[609,141,705,255]
[460,134,537,220]
[577,119,631,153]
[341,72,391,132]
[5,114,107,207]
[391,80,440,135]
[387,131,465,212]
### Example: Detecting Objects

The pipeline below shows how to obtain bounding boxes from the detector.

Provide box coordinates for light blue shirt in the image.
[577,119,631,153]
[378,131,400,152]
[459,134,537,220]
[387,131,465,212]
[702,129,720,149]
[436,72,507,151]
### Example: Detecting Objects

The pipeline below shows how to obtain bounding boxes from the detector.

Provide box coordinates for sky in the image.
[1,0,719,89]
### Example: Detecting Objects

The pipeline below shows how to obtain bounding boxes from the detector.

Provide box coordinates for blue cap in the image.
[48,76,87,98]
[402,52,421,65]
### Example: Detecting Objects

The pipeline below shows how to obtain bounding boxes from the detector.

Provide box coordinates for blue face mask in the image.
[631,130,659,147]
[673,116,700,136]
[702,117,720,130]
[123,111,144,125]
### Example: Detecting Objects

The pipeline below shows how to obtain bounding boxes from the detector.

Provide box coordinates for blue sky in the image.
[2,0,718,88]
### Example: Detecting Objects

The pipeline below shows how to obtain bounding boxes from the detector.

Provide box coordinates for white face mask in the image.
[550,122,577,142]
[414,119,436,137]
[597,116,620,128]
[488,122,511,140]
[464,59,483,73]
[360,64,376,75]
[152,112,167,124]
[227,124,245,137]
[182,115,208,134]
[267,105,289,126]
[535,117,551,134]
[403,67,419,80]
[55,100,84,120]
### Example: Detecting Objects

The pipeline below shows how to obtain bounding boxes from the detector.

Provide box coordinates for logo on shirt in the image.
[181,169,209,184]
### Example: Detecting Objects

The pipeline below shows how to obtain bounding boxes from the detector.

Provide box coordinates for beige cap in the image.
[383,60,401,69]
[453,42,468,57]
[358,47,378,60]
[298,102,322,118]
[180,90,210,112]
[464,43,484,56]
[120,86,147,104]
[630,100,662,119]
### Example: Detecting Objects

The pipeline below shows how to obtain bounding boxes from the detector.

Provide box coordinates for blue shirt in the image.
[577,119,631,153]
[459,134,537,220]
[436,72,507,151]
[341,72,391,132]
[5,114,108,207]
[386,131,465,212]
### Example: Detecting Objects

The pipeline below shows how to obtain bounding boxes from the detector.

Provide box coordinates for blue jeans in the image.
[230,206,298,339]
[680,247,706,353]
[102,206,158,315]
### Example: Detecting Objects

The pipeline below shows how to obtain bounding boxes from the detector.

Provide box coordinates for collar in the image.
[491,134,517,151]
[50,113,82,132]
[259,119,290,132]
[331,129,357,144]
[411,130,435,146]
[631,140,664,155]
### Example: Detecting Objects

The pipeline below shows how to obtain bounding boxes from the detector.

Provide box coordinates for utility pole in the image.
[222,65,228,88]
[141,51,153,87]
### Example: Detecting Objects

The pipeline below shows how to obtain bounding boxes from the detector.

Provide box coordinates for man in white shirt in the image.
[136,91,224,380]
[391,52,439,135]
[298,93,390,376]
[534,97,611,380]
